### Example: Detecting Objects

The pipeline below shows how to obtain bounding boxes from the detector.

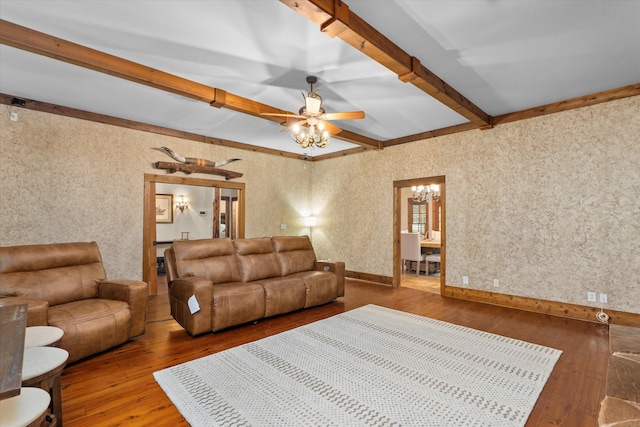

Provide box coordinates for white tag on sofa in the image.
[188,295,200,314]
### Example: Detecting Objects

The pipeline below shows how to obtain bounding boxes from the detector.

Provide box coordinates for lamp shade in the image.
[304,216,317,227]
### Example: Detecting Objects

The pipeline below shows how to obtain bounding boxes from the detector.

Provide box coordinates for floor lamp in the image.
[304,216,317,242]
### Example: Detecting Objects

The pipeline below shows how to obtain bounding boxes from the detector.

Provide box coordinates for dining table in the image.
[420,239,441,249]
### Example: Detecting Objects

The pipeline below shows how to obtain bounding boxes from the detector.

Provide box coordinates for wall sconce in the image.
[176,195,189,212]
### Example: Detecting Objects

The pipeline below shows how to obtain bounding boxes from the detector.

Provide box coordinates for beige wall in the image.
[1,96,638,314]
[310,96,639,313]
[0,106,312,279]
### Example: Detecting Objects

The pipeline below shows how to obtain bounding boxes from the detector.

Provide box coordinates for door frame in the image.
[143,173,245,294]
[392,176,445,288]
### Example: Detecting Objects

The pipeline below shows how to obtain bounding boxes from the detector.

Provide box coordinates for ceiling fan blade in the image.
[323,111,365,121]
[322,120,343,135]
[260,112,305,119]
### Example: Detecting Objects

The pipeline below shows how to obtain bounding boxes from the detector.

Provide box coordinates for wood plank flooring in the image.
[401,272,441,294]
[59,279,610,426]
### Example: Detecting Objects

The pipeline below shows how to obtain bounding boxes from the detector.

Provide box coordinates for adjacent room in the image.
[0,1,638,426]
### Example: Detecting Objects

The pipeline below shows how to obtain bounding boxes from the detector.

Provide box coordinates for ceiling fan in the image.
[261,76,365,148]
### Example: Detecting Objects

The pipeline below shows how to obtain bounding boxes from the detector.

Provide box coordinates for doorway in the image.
[143,174,245,294]
[392,176,445,292]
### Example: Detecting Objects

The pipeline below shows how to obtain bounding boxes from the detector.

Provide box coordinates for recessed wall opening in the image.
[393,176,445,293]
[143,174,245,294]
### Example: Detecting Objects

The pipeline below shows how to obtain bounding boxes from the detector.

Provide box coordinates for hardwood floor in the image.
[401,272,441,294]
[60,278,609,426]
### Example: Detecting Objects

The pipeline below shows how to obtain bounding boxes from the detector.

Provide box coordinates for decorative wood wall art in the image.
[154,162,243,180]
[153,147,243,180]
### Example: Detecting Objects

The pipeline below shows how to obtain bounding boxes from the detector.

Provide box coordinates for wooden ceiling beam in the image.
[493,83,640,125]
[1,20,214,103]
[0,19,381,150]
[0,19,288,119]
[280,0,492,128]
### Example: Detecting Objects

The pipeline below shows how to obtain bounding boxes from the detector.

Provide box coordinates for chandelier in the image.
[291,94,330,149]
[411,184,440,203]
[292,122,330,148]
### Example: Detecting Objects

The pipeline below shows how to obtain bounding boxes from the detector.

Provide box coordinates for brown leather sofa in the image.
[0,242,148,363]
[164,235,345,335]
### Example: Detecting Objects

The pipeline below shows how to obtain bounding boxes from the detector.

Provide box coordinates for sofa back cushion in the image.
[233,238,281,282]
[272,236,317,276]
[172,239,241,285]
[0,242,106,306]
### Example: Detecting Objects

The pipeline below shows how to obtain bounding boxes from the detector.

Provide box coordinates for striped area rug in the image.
[154,304,561,426]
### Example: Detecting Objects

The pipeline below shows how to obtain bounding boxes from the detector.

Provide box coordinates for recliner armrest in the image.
[169,276,213,303]
[97,280,149,337]
[168,276,213,335]
[315,261,346,297]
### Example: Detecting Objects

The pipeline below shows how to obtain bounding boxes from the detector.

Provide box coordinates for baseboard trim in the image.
[345,270,640,327]
[346,270,392,285]
[442,285,640,327]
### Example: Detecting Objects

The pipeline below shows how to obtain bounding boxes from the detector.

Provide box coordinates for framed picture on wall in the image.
[156,194,173,223]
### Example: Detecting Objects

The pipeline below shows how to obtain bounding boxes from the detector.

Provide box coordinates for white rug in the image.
[154,304,562,426]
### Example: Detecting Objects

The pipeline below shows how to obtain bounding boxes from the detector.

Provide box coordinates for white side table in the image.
[24,326,64,348]
[22,346,69,426]
[0,387,51,427]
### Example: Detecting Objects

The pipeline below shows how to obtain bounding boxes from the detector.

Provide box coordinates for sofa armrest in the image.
[98,280,149,337]
[0,297,49,326]
[315,261,346,297]
[168,276,213,335]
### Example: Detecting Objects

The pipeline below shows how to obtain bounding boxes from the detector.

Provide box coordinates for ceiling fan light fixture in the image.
[262,75,363,150]
[305,96,322,115]
[293,125,330,149]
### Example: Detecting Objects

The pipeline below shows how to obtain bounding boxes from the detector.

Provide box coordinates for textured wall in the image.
[0,106,311,279]
[310,96,639,313]
[1,97,638,314]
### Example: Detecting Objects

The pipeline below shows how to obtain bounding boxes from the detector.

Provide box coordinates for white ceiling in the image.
[1,0,638,157]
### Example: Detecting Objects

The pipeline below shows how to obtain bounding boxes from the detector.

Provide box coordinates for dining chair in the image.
[401,232,426,276]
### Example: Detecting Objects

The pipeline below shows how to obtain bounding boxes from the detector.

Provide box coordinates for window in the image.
[408,200,427,235]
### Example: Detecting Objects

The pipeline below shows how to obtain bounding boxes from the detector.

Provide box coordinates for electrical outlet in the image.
[587,291,597,302]
[599,293,608,304]
[462,276,469,285]
[280,223,286,230]
[493,279,499,288]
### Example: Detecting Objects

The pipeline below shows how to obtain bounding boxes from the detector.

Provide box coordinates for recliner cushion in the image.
[0,242,106,305]
[211,282,266,331]
[48,298,131,362]
[272,236,316,276]
[255,277,306,317]
[234,238,281,282]
[172,239,241,284]
[286,271,338,308]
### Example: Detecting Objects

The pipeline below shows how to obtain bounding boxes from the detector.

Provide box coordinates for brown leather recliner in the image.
[0,242,148,363]
[164,236,345,336]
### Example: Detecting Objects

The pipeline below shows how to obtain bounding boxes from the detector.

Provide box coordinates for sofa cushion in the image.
[272,236,316,276]
[172,239,241,285]
[286,271,338,308]
[255,277,306,317]
[211,282,266,332]
[0,242,106,306]
[234,238,281,282]
[48,298,131,362]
